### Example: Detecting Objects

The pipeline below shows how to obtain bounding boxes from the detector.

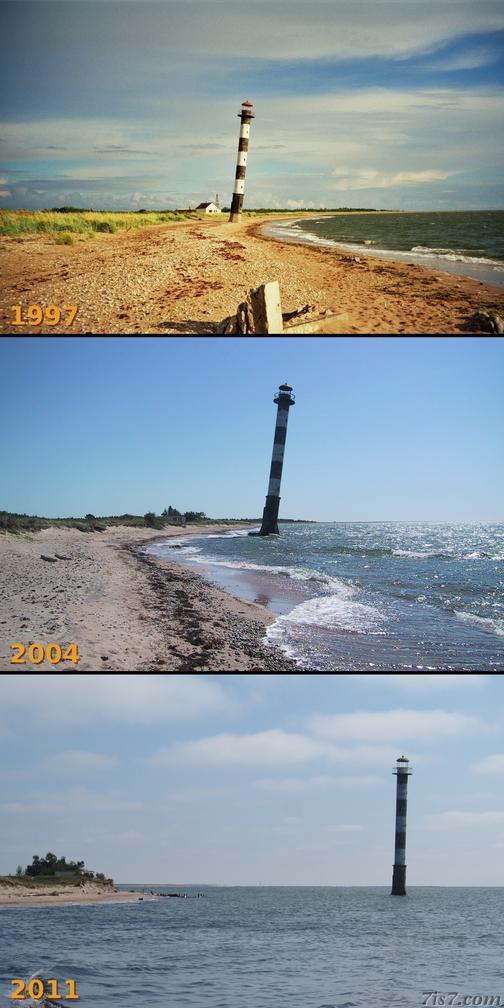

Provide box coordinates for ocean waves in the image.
[266,581,387,639]
[454,610,504,637]
[147,522,504,670]
[410,245,504,266]
[263,210,504,287]
[323,544,501,561]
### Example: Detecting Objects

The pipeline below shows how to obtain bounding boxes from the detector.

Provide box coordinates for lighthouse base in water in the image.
[258,495,280,535]
[391,864,407,896]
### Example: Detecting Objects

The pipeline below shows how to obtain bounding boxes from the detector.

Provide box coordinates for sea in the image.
[145,523,504,671]
[2,886,503,1008]
[263,211,504,288]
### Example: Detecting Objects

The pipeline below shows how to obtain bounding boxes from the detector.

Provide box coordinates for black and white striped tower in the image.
[391,755,412,895]
[229,100,255,223]
[258,383,295,536]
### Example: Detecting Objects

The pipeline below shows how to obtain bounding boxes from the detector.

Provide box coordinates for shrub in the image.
[93,221,116,233]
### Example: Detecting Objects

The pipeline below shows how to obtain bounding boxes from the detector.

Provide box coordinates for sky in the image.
[1,0,503,210]
[1,336,503,522]
[1,672,503,885]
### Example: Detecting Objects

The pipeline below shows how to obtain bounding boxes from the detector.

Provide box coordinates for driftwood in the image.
[213,281,348,334]
[282,304,316,322]
[41,554,58,562]
[463,311,504,334]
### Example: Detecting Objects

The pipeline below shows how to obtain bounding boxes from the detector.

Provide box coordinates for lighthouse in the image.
[258,383,295,536]
[229,100,255,223]
[391,755,412,895]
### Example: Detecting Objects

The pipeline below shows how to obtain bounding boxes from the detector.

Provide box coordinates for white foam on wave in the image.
[393,548,446,559]
[143,539,202,555]
[266,580,387,641]
[191,556,339,588]
[411,245,504,266]
[454,610,504,637]
[201,529,254,539]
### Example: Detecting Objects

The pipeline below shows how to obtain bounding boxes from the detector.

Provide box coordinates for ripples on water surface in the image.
[2,887,503,1008]
[146,523,504,671]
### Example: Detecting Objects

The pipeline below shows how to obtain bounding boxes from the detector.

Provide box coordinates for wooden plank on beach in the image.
[249,281,284,333]
[285,312,349,334]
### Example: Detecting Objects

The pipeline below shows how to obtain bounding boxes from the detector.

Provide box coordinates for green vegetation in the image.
[0,853,114,887]
[0,206,383,243]
[0,510,314,534]
[0,209,195,242]
[26,852,85,876]
[0,507,215,535]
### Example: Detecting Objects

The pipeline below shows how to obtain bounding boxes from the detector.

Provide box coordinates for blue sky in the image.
[1,673,503,884]
[1,0,503,210]
[1,336,503,521]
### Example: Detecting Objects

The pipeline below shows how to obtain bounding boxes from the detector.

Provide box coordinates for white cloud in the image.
[0,789,141,815]
[0,675,237,724]
[423,44,502,71]
[426,810,504,827]
[0,190,11,198]
[472,754,504,775]
[354,674,487,689]
[253,774,380,792]
[80,2,504,62]
[153,730,329,766]
[330,168,456,190]
[309,708,481,741]
[151,731,397,767]
[39,750,120,772]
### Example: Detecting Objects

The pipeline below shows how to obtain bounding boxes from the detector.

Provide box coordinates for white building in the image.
[195,202,221,214]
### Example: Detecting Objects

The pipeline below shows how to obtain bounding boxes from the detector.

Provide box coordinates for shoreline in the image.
[0,882,159,908]
[2,212,503,333]
[260,215,504,289]
[0,523,298,671]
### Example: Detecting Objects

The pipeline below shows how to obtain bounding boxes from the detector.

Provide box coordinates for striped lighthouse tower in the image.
[229,100,255,223]
[258,383,295,536]
[391,755,412,895]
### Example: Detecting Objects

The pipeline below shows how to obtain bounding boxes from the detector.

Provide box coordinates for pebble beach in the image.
[1,212,503,334]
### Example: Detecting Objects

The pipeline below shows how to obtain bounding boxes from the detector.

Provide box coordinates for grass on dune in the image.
[0,209,195,241]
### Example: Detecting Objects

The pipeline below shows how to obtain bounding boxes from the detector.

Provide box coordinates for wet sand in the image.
[1,212,503,334]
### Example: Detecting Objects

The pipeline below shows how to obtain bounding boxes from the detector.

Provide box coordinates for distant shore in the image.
[0,523,297,671]
[0,880,156,908]
[1,212,503,333]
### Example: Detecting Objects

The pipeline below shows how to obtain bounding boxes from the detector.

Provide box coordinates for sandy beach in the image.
[1,213,503,334]
[0,880,157,908]
[0,523,296,671]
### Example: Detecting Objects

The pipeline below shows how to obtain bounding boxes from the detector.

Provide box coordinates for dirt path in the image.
[1,215,503,333]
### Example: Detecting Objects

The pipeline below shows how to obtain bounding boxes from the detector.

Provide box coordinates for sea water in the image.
[145,523,504,671]
[263,211,504,288]
[2,886,503,1008]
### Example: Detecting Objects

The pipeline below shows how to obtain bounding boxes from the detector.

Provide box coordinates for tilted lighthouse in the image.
[229,100,254,223]
[258,383,295,536]
[391,755,412,895]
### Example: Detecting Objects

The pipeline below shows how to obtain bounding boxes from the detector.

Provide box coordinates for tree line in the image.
[19,852,111,883]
